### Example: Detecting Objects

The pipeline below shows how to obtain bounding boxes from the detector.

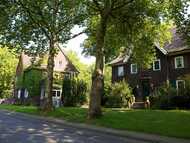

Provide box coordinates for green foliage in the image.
[82,0,171,66]
[150,81,190,109]
[62,77,87,107]
[105,80,134,108]
[0,47,17,98]
[23,69,46,97]
[66,50,93,83]
[182,74,190,95]
[0,0,86,54]
[66,50,94,101]
[169,0,190,44]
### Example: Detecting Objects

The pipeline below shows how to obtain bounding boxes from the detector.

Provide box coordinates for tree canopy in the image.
[82,0,171,66]
[0,46,17,98]
[0,0,87,111]
[170,0,190,43]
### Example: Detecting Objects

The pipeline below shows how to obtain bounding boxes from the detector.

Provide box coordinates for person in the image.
[145,96,150,109]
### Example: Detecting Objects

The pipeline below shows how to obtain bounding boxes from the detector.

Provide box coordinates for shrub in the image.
[62,77,87,107]
[105,94,122,108]
[150,81,190,109]
[102,82,112,106]
[105,80,134,108]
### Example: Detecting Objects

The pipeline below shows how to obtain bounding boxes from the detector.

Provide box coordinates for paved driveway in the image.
[0,110,149,143]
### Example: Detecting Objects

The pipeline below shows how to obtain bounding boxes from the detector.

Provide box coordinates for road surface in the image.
[0,110,150,143]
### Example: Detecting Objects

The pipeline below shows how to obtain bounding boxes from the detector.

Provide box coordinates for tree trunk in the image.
[88,15,108,119]
[41,38,55,112]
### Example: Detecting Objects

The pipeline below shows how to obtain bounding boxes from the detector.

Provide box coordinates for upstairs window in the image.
[175,56,184,69]
[153,59,161,71]
[117,66,124,77]
[59,61,62,67]
[131,64,137,74]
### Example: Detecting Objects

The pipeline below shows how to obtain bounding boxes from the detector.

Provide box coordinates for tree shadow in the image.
[0,111,128,143]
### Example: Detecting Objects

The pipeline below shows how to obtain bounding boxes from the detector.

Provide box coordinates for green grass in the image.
[0,105,190,139]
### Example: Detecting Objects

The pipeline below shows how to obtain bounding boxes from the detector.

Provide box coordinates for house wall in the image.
[112,48,168,88]
[112,49,190,97]
[168,52,190,86]
[54,51,69,72]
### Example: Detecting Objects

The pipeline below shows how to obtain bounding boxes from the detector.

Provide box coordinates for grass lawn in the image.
[0,105,190,139]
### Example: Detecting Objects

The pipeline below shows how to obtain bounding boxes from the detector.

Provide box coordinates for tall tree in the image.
[0,0,86,111]
[83,0,170,118]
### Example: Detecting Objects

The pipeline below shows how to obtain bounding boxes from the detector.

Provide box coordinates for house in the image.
[15,49,79,106]
[110,29,190,101]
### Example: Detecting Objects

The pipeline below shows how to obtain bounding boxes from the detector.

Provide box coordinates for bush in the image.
[150,82,190,109]
[105,80,134,108]
[105,94,122,108]
[62,77,87,107]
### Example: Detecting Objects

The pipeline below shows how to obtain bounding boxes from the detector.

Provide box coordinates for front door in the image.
[141,79,150,99]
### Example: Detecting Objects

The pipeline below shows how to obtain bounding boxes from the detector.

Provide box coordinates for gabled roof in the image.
[109,50,132,65]
[110,28,190,65]
[19,49,79,73]
[163,28,189,54]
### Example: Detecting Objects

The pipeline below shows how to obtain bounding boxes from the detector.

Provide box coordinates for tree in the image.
[83,0,170,118]
[66,50,93,83]
[169,0,190,43]
[0,0,86,111]
[0,46,17,98]
[66,50,94,101]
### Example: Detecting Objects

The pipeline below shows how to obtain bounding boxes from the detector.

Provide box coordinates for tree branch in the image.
[62,31,86,42]
[92,0,102,12]
[112,0,135,11]
[16,0,51,40]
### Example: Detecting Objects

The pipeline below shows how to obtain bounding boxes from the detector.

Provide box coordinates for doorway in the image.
[141,79,150,99]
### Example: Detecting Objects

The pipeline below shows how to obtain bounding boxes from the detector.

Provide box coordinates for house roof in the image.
[20,49,79,73]
[110,28,190,65]
[163,28,189,54]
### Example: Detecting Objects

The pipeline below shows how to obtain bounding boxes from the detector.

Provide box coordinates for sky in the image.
[64,26,95,65]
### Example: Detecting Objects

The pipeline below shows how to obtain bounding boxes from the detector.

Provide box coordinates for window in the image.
[117,66,124,77]
[59,61,62,67]
[175,56,184,69]
[52,89,62,98]
[176,80,185,90]
[131,64,137,74]
[153,59,161,71]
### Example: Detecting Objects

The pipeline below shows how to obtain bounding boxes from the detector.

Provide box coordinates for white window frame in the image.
[153,59,161,71]
[175,56,184,69]
[52,89,62,99]
[176,80,185,90]
[117,66,124,77]
[131,64,138,74]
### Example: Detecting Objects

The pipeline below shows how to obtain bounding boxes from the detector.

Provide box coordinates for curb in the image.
[1,109,190,143]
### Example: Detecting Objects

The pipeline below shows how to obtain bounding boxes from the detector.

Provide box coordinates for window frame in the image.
[174,56,184,69]
[130,63,138,74]
[117,66,124,77]
[176,80,185,90]
[153,59,161,71]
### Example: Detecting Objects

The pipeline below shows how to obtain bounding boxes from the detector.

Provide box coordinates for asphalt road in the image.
[0,110,152,143]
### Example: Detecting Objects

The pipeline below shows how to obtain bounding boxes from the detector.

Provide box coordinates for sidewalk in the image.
[2,109,190,143]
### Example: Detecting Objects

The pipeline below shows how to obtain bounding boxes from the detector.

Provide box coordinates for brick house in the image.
[15,49,79,106]
[110,29,190,101]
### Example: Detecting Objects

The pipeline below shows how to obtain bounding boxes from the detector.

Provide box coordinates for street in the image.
[0,110,149,143]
